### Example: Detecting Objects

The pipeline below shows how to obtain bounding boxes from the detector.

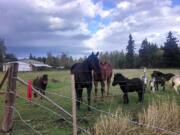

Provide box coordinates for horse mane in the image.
[115,73,128,81]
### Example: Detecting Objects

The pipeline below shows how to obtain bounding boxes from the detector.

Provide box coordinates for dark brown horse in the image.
[93,62,112,102]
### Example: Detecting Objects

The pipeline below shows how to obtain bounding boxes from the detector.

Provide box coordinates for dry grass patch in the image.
[138,99,180,135]
[87,98,180,135]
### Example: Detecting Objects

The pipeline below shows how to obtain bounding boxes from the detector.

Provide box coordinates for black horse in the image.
[71,52,101,111]
[112,73,144,104]
[151,71,174,91]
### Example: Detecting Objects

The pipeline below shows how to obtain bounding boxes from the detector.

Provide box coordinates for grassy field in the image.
[0,69,179,135]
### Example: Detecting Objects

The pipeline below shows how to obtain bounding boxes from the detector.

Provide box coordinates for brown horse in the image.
[93,62,112,102]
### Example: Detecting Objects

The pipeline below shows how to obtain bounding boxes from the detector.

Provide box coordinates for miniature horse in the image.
[33,74,48,99]
[71,52,101,111]
[112,73,144,104]
[93,62,112,102]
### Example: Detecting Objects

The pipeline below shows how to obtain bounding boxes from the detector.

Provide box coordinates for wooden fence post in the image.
[0,67,10,90]
[71,75,77,135]
[2,63,19,132]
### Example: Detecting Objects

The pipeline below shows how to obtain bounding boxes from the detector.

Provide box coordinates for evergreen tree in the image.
[4,53,17,62]
[0,39,6,71]
[163,31,180,67]
[118,51,126,68]
[126,34,135,68]
[45,52,54,66]
[139,39,159,68]
[29,53,33,59]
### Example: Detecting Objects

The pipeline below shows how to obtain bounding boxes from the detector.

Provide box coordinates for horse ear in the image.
[96,52,99,56]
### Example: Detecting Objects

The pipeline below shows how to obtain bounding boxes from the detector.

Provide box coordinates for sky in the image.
[0,0,180,59]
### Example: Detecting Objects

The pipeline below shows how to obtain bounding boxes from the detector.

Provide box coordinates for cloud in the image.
[0,0,180,58]
[0,0,108,57]
[85,0,180,52]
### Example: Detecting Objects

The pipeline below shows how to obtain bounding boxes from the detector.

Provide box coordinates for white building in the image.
[3,61,32,72]
[3,59,52,72]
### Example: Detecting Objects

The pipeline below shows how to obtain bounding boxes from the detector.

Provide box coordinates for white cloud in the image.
[0,0,180,58]
[84,0,180,53]
[117,1,131,10]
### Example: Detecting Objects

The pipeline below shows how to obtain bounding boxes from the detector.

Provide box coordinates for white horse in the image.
[140,75,148,91]
[150,78,156,93]
[169,75,180,94]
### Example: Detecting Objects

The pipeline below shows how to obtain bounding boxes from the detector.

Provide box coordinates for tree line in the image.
[0,39,17,71]
[100,31,180,68]
[0,31,180,71]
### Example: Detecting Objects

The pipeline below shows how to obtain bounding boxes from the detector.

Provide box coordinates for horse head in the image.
[87,52,101,74]
[42,74,48,85]
[112,73,126,86]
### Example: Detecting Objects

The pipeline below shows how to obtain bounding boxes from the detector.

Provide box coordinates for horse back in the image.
[33,76,43,89]
[71,63,92,85]
[164,73,175,81]
[71,63,81,74]
[129,78,143,85]
[172,75,180,85]
[94,62,112,81]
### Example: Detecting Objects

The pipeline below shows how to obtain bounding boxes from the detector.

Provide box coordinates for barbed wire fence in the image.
[45,90,180,135]
[0,63,179,135]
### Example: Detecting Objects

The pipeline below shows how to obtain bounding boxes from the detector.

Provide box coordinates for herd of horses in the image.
[32,53,180,111]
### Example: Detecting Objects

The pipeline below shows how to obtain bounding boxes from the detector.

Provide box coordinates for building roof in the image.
[3,61,29,65]
[3,61,52,69]
[19,59,43,64]
[33,63,52,68]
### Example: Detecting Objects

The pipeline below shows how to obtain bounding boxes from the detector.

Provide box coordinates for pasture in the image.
[0,69,180,135]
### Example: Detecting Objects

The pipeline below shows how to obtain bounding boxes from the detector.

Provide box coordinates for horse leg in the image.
[76,87,81,110]
[79,89,83,102]
[87,87,92,111]
[163,82,165,91]
[152,86,155,93]
[40,89,45,100]
[174,85,179,94]
[123,93,129,104]
[94,81,98,102]
[156,83,158,91]
[107,78,111,96]
[34,92,38,98]
[138,92,143,102]
[101,81,105,101]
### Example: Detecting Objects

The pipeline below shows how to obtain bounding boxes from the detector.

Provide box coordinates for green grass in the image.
[0,69,179,135]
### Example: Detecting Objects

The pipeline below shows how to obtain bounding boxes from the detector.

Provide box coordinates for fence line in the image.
[0,104,42,135]
[45,91,180,135]
[15,93,90,135]
[0,88,178,134]
[46,90,122,99]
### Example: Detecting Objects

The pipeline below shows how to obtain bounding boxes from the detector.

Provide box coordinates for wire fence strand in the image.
[14,108,42,135]
[45,91,180,135]
[15,93,90,135]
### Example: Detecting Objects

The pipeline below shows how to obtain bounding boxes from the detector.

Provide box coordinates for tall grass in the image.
[89,98,180,135]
